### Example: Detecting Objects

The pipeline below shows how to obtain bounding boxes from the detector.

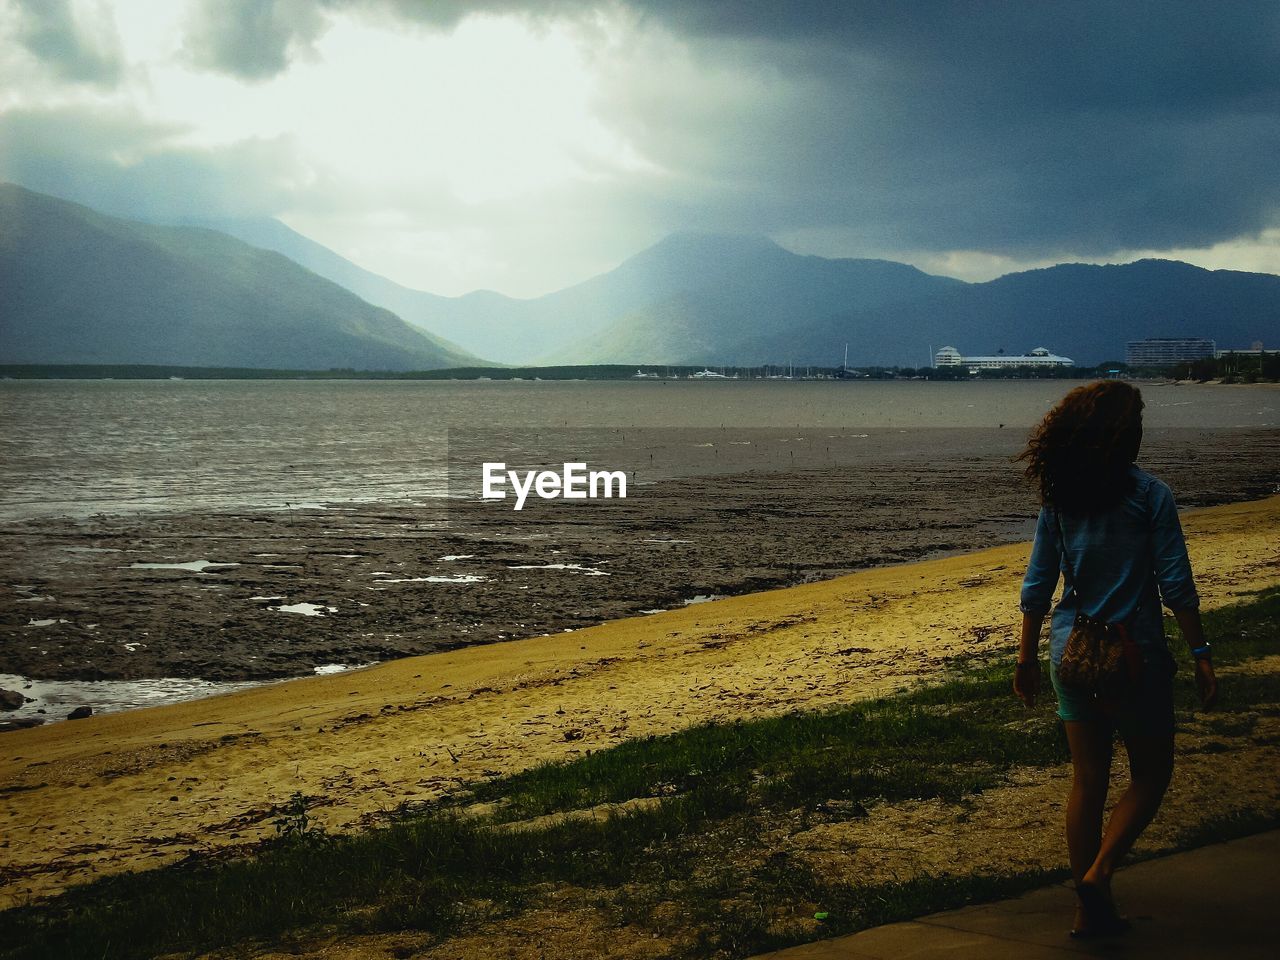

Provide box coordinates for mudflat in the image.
[3,428,1276,684]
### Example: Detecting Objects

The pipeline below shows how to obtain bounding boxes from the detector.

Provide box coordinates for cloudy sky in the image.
[2,0,1278,297]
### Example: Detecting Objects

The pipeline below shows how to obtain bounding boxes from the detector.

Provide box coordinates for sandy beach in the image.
[2,494,1277,907]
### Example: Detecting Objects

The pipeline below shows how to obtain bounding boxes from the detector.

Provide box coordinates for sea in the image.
[2,378,1275,523]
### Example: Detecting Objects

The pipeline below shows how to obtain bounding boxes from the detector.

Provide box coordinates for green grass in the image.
[452,664,1068,824]
[4,588,1277,960]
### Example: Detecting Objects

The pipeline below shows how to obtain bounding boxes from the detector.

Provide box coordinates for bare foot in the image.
[1072,882,1131,938]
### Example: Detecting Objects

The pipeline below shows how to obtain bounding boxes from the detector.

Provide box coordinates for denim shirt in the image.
[1019,466,1199,665]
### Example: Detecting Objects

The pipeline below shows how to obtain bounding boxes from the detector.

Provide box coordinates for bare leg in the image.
[1082,729,1175,894]
[1064,720,1114,885]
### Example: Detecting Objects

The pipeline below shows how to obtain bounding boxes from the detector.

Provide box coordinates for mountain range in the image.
[0,185,477,371]
[736,257,1280,367]
[3,183,1277,370]
[185,216,1280,367]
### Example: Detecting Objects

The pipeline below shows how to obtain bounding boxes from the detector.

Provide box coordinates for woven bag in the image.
[1057,614,1136,698]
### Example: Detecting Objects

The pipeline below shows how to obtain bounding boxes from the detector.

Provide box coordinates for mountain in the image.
[0,185,481,370]
[742,259,1280,366]
[173,215,538,361]
[564,234,965,364]
[169,215,477,331]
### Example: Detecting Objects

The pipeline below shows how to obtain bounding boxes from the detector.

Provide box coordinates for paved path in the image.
[752,830,1280,959]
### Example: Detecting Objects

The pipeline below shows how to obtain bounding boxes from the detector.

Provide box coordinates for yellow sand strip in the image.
[2,495,1278,905]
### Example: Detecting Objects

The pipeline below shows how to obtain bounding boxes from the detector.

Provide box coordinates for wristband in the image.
[1191,644,1212,661]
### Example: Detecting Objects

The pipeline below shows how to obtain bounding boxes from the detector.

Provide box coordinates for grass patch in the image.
[452,655,1068,826]
[4,588,1277,960]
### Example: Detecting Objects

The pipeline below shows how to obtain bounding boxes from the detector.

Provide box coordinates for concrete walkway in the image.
[752,830,1280,960]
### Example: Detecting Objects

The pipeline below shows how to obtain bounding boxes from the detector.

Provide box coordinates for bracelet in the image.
[1191,644,1212,661]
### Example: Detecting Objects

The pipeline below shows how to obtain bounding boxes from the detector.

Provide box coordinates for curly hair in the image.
[1018,381,1145,514]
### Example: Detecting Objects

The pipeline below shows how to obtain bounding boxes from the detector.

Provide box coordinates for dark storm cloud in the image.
[609,0,1280,256]
[593,29,1280,255]
[184,0,334,81]
[10,0,123,85]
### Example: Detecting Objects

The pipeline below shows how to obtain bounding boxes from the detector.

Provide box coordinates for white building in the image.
[934,346,1074,371]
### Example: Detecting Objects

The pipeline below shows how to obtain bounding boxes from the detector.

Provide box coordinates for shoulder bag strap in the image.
[1052,506,1077,587]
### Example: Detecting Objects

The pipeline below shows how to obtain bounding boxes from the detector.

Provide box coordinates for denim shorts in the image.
[1050,646,1177,739]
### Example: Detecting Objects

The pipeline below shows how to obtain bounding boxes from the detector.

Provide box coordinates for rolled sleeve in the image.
[1020,506,1061,615]
[1149,480,1199,610]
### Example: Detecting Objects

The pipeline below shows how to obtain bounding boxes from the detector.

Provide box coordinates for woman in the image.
[1013,380,1217,938]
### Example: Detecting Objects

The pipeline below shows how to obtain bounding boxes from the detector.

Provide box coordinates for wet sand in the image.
[1,493,1277,905]
[2,428,1276,689]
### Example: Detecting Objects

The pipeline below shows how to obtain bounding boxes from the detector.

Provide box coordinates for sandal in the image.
[1070,881,1132,939]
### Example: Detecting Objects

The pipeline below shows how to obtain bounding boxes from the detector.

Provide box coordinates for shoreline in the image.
[5,366,1279,385]
[2,493,1278,905]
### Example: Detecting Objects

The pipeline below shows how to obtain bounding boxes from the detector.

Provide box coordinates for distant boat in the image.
[633,369,659,378]
[690,368,729,379]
